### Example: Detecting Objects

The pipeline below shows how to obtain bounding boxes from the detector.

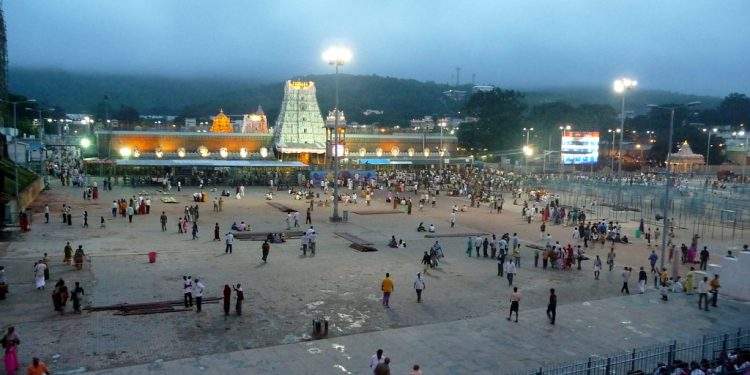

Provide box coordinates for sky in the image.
[5,0,749,96]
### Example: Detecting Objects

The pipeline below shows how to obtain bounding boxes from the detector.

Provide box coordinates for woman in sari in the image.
[1,326,20,375]
[33,261,46,290]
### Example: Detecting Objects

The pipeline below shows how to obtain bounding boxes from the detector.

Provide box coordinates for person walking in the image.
[223,284,231,316]
[26,357,50,375]
[71,281,85,313]
[233,283,244,315]
[261,240,270,262]
[369,349,385,371]
[306,207,312,224]
[160,212,168,231]
[504,259,516,286]
[648,251,658,273]
[127,205,134,223]
[606,248,616,271]
[593,255,602,280]
[44,204,49,224]
[709,274,720,308]
[191,221,199,240]
[1,326,20,375]
[225,232,234,254]
[699,247,710,271]
[507,287,521,322]
[183,276,193,308]
[620,267,631,294]
[697,277,709,311]
[214,224,221,241]
[374,357,391,375]
[638,267,647,294]
[546,288,557,325]
[413,272,425,303]
[381,273,394,308]
[193,278,205,313]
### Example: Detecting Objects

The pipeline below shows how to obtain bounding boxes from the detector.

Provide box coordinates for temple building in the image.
[273,81,328,163]
[209,109,233,133]
[242,106,268,133]
[668,141,705,173]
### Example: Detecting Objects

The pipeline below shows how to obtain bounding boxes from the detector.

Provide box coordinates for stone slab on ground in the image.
[88,293,750,375]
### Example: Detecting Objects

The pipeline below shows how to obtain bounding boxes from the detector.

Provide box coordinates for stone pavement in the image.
[88,293,750,375]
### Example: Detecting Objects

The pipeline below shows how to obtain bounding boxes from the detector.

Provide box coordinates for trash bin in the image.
[148,251,157,263]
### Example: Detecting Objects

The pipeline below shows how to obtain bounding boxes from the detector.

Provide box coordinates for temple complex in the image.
[92,79,459,173]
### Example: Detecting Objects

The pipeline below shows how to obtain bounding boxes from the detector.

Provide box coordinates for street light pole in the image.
[703,128,717,174]
[323,46,352,222]
[649,102,700,278]
[614,78,637,177]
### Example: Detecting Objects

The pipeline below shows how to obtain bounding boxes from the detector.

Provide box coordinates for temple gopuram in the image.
[93,79,460,175]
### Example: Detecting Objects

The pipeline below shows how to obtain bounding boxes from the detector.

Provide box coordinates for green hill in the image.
[8,67,722,125]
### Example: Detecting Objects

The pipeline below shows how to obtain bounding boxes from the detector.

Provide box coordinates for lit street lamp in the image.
[613,78,637,176]
[702,127,718,173]
[522,127,533,171]
[323,46,353,222]
[731,129,748,181]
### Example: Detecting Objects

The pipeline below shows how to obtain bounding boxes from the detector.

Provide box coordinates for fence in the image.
[517,328,750,375]
[528,177,749,245]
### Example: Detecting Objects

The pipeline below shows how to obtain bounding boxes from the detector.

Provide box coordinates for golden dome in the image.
[210,109,233,133]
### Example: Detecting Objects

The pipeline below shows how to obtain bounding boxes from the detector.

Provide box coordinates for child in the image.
[100,216,105,228]
[659,283,669,301]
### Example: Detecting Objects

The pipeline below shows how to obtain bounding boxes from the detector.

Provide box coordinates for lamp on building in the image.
[79,138,92,149]
[260,147,268,158]
[119,147,132,158]
[423,148,430,157]
[359,147,366,157]
[132,148,141,158]
[439,149,446,157]
[239,148,248,158]
[219,147,229,158]
[391,146,400,157]
[375,147,383,157]
[198,145,209,158]
[177,148,186,158]
[344,147,350,156]
[155,148,164,158]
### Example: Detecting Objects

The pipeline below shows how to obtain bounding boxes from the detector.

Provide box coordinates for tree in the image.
[458,89,526,151]
[718,93,750,126]
[115,105,140,128]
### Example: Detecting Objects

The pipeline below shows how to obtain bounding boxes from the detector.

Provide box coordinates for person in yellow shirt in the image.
[381,273,394,308]
[709,274,720,307]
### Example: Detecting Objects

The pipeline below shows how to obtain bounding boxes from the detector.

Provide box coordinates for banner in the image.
[561,131,599,165]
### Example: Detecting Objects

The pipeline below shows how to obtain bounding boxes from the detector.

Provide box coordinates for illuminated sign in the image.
[561,131,599,165]
[289,81,313,90]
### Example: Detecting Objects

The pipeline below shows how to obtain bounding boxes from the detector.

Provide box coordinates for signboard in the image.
[561,131,599,165]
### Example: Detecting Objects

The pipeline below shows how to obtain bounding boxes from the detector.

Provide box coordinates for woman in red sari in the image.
[2,326,20,375]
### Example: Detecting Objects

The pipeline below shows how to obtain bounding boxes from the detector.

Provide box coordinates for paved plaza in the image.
[1,180,748,374]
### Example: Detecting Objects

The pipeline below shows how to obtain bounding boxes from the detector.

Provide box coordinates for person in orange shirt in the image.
[381,273,394,308]
[27,357,50,375]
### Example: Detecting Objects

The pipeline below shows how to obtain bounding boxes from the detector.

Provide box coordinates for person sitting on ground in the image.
[265,192,274,200]
[417,222,426,232]
[398,239,407,248]
[428,224,436,233]
[621,234,629,244]
[238,221,247,231]
[726,250,735,258]
[231,222,239,231]
[388,236,398,248]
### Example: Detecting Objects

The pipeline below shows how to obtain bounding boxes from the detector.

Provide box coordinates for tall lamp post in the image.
[607,128,621,170]
[731,129,748,182]
[702,127,718,174]
[613,78,637,176]
[323,46,352,222]
[648,102,700,278]
[522,127,533,172]
[1,98,37,205]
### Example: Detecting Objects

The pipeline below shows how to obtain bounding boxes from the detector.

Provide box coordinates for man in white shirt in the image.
[193,279,205,313]
[182,276,193,307]
[697,277,709,311]
[225,232,234,254]
[369,349,385,371]
[504,259,516,286]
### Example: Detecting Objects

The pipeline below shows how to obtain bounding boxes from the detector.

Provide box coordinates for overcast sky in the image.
[6,0,749,95]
